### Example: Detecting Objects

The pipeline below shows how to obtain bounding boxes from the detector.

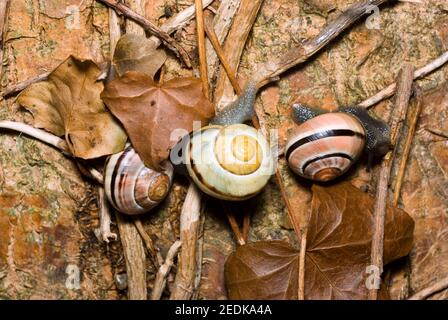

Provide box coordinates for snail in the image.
[170,83,274,200]
[285,104,391,182]
[104,145,174,215]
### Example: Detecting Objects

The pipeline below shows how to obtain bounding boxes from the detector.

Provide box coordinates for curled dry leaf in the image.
[113,34,167,79]
[101,72,215,169]
[225,182,415,300]
[17,56,127,159]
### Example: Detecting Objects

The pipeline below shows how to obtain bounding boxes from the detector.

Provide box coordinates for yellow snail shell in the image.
[285,112,365,182]
[104,146,174,215]
[185,124,274,201]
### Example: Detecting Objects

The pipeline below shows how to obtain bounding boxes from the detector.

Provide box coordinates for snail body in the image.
[286,104,390,182]
[104,146,173,215]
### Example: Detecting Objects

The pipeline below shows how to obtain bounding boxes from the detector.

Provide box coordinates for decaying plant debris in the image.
[0,0,447,301]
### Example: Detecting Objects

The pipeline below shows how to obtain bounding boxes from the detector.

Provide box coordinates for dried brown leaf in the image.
[113,34,167,79]
[225,182,415,300]
[225,241,300,300]
[101,72,215,169]
[17,56,127,159]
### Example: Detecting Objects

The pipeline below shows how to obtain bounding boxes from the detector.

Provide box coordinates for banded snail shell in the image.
[185,124,274,201]
[285,112,365,182]
[104,146,173,215]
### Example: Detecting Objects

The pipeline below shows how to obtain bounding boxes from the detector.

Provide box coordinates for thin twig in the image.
[150,240,182,300]
[369,64,415,300]
[408,277,448,300]
[97,186,118,243]
[242,211,250,243]
[2,72,50,97]
[214,0,263,110]
[298,228,307,300]
[0,0,10,81]
[205,0,242,85]
[392,86,422,206]
[360,51,448,108]
[274,168,302,239]
[170,184,202,300]
[195,0,209,98]
[424,128,448,140]
[204,11,242,96]
[115,211,147,300]
[0,120,68,151]
[96,0,191,67]
[133,218,164,269]
[223,204,245,246]
[193,211,206,299]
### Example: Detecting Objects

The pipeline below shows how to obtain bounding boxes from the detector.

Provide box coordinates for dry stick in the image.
[214,0,263,110]
[97,186,118,243]
[2,72,50,97]
[195,0,209,98]
[250,0,394,89]
[192,212,205,300]
[392,87,422,206]
[242,210,250,243]
[108,7,147,301]
[360,51,448,108]
[424,128,448,140]
[97,0,192,67]
[115,212,148,300]
[133,218,164,269]
[223,204,246,246]
[0,120,68,151]
[204,12,242,96]
[298,228,308,300]
[150,240,182,300]
[0,0,10,81]
[408,277,448,300]
[170,184,203,300]
[368,64,415,300]
[205,0,242,85]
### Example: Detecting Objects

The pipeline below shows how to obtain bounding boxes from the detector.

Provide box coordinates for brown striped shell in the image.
[185,124,274,201]
[104,146,173,215]
[285,112,366,182]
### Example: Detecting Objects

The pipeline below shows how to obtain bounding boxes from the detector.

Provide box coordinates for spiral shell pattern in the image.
[285,113,365,182]
[185,124,274,201]
[104,146,173,215]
